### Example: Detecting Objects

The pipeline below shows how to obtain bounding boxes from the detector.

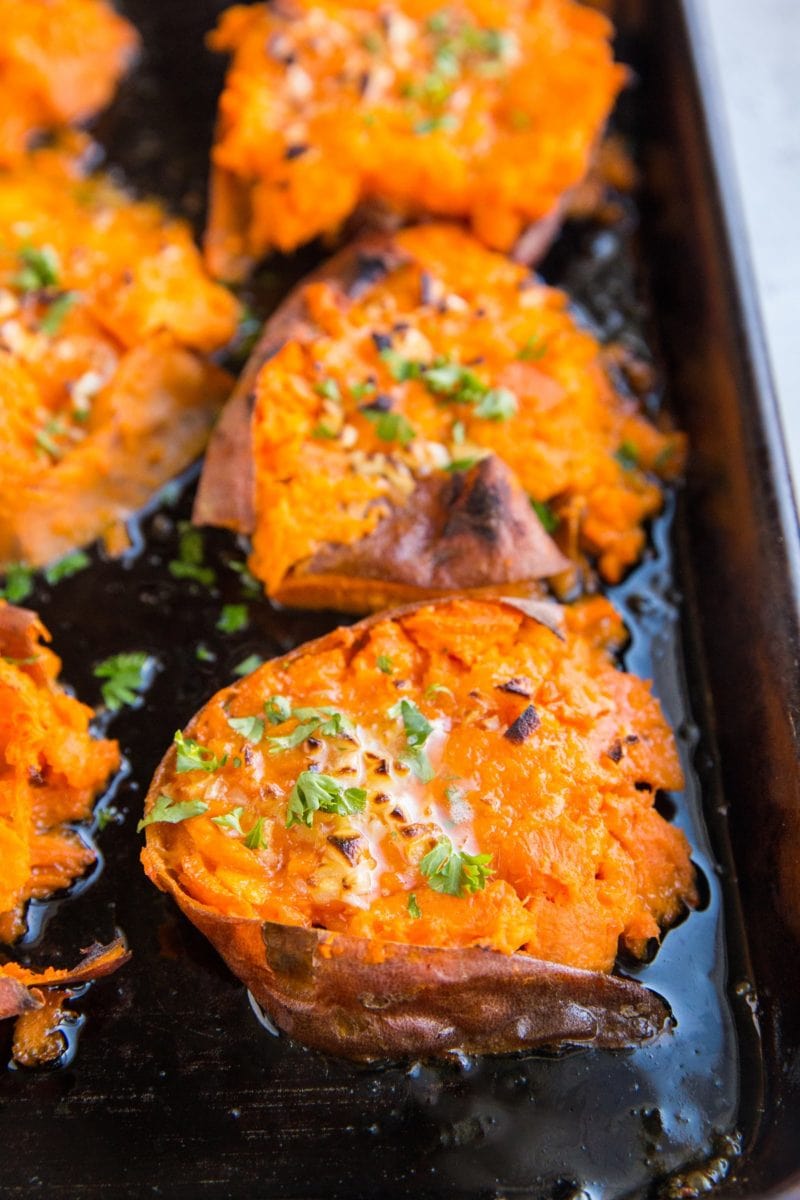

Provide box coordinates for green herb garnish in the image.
[389,698,435,782]
[226,714,265,742]
[363,408,416,446]
[419,836,494,896]
[44,550,90,585]
[94,651,151,711]
[0,563,34,603]
[615,440,640,471]
[13,245,60,292]
[174,730,227,774]
[474,387,517,421]
[217,603,249,634]
[285,771,367,828]
[244,816,269,849]
[530,498,559,534]
[407,893,422,919]
[232,653,264,677]
[517,332,548,361]
[212,806,245,835]
[168,523,216,587]
[377,654,394,675]
[137,792,209,833]
[264,694,292,724]
[40,291,79,336]
[315,377,341,402]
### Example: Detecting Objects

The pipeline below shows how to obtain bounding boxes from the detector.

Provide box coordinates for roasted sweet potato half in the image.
[141,595,697,1061]
[0,0,139,164]
[205,0,626,277]
[0,145,239,569]
[0,602,120,945]
[195,224,684,609]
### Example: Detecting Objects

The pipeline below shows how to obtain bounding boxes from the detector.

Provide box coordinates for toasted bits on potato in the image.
[0,145,240,569]
[0,603,120,945]
[141,595,696,1059]
[195,224,685,608]
[205,0,626,276]
[0,0,139,164]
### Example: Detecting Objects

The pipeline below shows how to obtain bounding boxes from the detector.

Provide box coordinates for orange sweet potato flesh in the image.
[195,225,684,608]
[0,603,120,944]
[0,145,239,569]
[0,0,139,165]
[142,595,696,1060]
[205,0,626,277]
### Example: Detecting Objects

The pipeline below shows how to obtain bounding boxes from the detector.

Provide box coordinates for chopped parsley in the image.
[0,563,34,603]
[212,806,245,835]
[232,653,264,677]
[13,245,60,292]
[446,456,482,473]
[407,893,422,919]
[351,380,376,401]
[168,523,216,587]
[285,771,367,828]
[474,387,517,421]
[264,694,292,724]
[217,603,249,634]
[419,836,494,896]
[243,816,269,850]
[377,654,394,675]
[379,347,422,382]
[44,550,90,585]
[95,806,121,832]
[94,651,151,712]
[312,422,339,440]
[380,353,517,423]
[517,332,548,361]
[196,643,216,663]
[137,792,209,833]
[413,114,458,135]
[389,698,435,782]
[615,440,640,471]
[315,377,341,402]
[229,559,261,598]
[531,498,559,534]
[40,291,79,336]
[174,730,227,773]
[363,408,416,446]
[267,706,350,754]
[35,419,67,460]
[226,714,265,742]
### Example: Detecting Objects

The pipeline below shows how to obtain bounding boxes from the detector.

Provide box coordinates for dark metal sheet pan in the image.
[0,2,798,1196]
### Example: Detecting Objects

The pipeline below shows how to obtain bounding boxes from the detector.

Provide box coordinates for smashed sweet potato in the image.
[195,224,684,610]
[0,145,240,569]
[0,0,139,164]
[0,602,120,944]
[205,0,626,278]
[141,595,696,1060]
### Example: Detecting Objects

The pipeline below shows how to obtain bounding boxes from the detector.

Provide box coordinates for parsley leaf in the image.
[40,291,79,336]
[408,893,422,919]
[174,730,227,773]
[315,377,341,402]
[615,440,640,471]
[168,523,216,587]
[0,563,34,603]
[285,772,367,828]
[517,332,548,361]
[419,836,494,896]
[389,698,435,782]
[379,347,421,382]
[363,408,416,446]
[196,643,216,663]
[474,387,517,420]
[226,714,265,742]
[232,653,264,677]
[137,792,209,833]
[244,816,269,849]
[377,654,394,674]
[94,651,151,711]
[212,806,245,835]
[264,695,292,724]
[13,245,60,292]
[267,707,349,754]
[44,550,90,585]
[530,498,559,534]
[217,603,249,634]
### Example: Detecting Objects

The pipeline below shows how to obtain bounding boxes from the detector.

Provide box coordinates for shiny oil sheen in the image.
[0,3,771,1198]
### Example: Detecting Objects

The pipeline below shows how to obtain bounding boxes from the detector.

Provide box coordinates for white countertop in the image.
[692,0,800,517]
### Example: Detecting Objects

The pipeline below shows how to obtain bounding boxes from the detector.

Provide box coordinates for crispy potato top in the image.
[0,603,120,944]
[0,0,139,164]
[244,224,684,593]
[205,0,625,274]
[0,145,240,568]
[143,597,695,974]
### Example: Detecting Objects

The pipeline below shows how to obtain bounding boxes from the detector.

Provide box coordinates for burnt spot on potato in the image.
[504,704,541,744]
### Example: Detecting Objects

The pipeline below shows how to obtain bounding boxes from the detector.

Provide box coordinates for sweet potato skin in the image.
[141,596,692,1061]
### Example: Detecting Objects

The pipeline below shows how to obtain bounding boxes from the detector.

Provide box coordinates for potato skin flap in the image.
[141,595,696,1060]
